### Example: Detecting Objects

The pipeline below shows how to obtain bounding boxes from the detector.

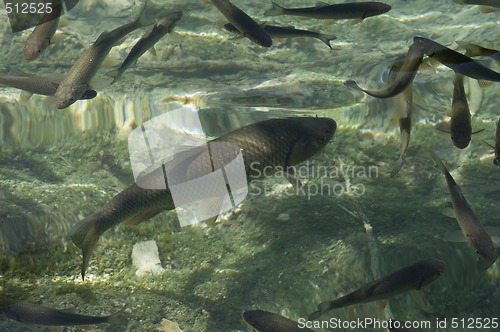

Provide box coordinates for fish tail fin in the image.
[318,33,337,49]
[429,151,447,174]
[264,1,285,16]
[390,157,406,178]
[68,213,103,280]
[105,69,123,85]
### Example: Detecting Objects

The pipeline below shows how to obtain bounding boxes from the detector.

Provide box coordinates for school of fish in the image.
[1,0,499,331]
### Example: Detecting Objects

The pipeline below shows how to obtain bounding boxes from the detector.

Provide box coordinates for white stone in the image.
[131,240,164,277]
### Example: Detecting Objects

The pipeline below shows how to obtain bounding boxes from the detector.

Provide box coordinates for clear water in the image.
[1,0,499,331]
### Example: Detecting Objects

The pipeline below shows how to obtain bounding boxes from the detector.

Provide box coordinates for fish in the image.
[210,0,272,47]
[23,0,63,60]
[388,55,414,177]
[264,1,391,20]
[345,40,424,98]
[448,73,473,149]
[69,117,336,279]
[456,41,500,62]
[0,301,123,327]
[413,36,500,86]
[223,23,336,49]
[243,310,314,332]
[106,11,183,84]
[484,119,500,166]
[54,0,152,109]
[308,258,445,320]
[430,152,497,269]
[0,71,97,101]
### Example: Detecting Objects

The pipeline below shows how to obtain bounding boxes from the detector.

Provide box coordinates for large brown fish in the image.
[344,41,424,98]
[70,117,336,279]
[243,310,314,332]
[413,36,500,85]
[308,259,445,320]
[430,152,497,269]
[0,301,123,327]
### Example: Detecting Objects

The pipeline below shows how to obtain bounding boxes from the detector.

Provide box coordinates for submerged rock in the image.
[131,240,164,277]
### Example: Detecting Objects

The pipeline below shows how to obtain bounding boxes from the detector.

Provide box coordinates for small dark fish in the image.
[456,41,500,62]
[430,152,497,269]
[264,1,391,20]
[345,40,424,98]
[70,117,336,279]
[223,23,336,48]
[0,301,123,327]
[106,11,183,84]
[413,36,500,85]
[54,0,152,109]
[308,259,445,320]
[0,71,96,100]
[243,310,314,332]
[23,0,63,60]
[449,73,472,149]
[211,0,272,47]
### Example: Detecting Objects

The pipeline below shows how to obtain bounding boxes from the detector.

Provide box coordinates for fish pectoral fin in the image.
[441,206,456,219]
[479,6,498,13]
[88,77,109,90]
[478,80,494,88]
[377,300,388,312]
[410,290,434,313]
[19,91,33,102]
[58,18,70,28]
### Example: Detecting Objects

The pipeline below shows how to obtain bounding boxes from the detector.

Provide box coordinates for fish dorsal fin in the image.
[315,1,330,8]
[94,31,109,46]
[8,68,30,76]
